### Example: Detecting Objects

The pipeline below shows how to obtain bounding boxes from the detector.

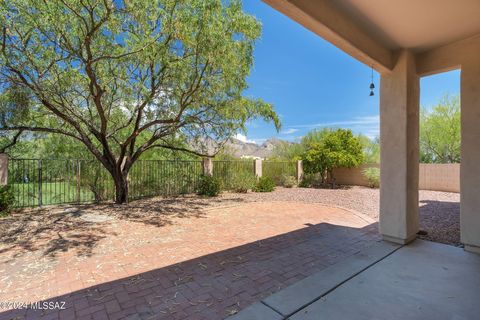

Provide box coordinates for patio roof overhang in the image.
[263,0,480,254]
[263,0,480,75]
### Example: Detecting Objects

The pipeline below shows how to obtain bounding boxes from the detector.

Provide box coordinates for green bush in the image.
[363,167,380,188]
[197,174,221,197]
[298,174,316,188]
[281,175,297,188]
[253,176,275,192]
[0,186,15,216]
[230,172,256,193]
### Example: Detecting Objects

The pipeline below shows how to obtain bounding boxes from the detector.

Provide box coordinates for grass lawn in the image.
[10,182,102,207]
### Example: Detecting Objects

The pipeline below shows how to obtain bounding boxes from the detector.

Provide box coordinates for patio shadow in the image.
[419,199,460,246]
[0,221,379,320]
[0,195,248,258]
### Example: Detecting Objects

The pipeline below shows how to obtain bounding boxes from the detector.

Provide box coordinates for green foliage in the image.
[301,129,331,146]
[262,161,296,185]
[0,0,280,203]
[214,145,238,161]
[420,94,460,163]
[281,175,297,188]
[213,160,255,190]
[363,167,380,188]
[253,176,275,192]
[9,159,208,207]
[358,135,380,164]
[0,185,15,215]
[230,171,256,193]
[272,128,376,168]
[298,174,315,188]
[271,141,305,161]
[271,129,330,161]
[302,129,364,183]
[298,173,329,188]
[197,174,221,197]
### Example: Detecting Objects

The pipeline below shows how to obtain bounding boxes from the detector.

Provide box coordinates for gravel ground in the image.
[1,186,460,250]
[216,186,460,246]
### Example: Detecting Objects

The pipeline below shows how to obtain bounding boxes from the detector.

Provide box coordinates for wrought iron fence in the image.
[263,161,297,185]
[7,158,297,207]
[8,159,203,207]
[128,160,203,200]
[212,160,255,190]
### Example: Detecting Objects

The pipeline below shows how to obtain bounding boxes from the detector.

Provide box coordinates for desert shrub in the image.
[281,175,297,188]
[363,167,380,188]
[253,176,275,192]
[0,186,15,216]
[298,174,316,188]
[197,174,221,197]
[230,172,256,193]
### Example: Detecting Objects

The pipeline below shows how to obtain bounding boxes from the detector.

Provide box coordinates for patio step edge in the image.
[227,301,284,320]
[260,240,401,318]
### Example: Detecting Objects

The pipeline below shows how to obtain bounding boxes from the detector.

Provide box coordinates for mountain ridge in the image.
[224,137,292,158]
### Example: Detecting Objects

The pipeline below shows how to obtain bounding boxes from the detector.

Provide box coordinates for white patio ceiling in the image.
[263,0,480,74]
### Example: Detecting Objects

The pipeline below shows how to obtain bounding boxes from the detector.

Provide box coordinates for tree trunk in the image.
[113,172,129,204]
[329,170,336,189]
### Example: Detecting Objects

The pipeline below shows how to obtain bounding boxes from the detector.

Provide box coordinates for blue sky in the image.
[239,1,460,144]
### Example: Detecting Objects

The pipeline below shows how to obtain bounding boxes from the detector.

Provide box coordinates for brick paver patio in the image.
[0,201,379,320]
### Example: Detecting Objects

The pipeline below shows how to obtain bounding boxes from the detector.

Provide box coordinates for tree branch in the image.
[0,129,23,153]
[143,144,211,158]
[0,126,82,141]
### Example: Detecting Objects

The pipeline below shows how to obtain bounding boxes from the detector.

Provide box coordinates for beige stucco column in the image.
[461,57,480,254]
[296,160,303,183]
[202,157,213,176]
[254,159,262,178]
[379,50,420,244]
[0,154,7,186]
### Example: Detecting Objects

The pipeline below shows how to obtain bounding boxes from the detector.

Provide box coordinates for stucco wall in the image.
[419,163,460,193]
[333,164,380,187]
[333,163,460,193]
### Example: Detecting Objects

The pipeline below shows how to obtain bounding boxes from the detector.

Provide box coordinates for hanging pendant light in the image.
[369,66,375,96]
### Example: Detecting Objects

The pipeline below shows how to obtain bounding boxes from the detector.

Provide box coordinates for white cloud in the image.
[291,115,379,129]
[290,115,380,139]
[281,128,299,135]
[234,133,258,144]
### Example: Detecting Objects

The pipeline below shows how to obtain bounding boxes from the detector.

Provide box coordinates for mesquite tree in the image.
[0,0,280,203]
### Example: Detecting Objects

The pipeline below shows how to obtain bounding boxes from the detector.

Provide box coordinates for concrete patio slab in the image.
[230,240,480,320]
[290,240,480,320]
[228,302,283,320]
[262,240,400,317]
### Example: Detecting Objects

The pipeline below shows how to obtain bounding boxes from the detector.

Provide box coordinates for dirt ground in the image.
[0,186,460,319]
[0,186,460,254]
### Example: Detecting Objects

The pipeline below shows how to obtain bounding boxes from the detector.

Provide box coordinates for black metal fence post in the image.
[37,159,42,206]
[76,160,81,203]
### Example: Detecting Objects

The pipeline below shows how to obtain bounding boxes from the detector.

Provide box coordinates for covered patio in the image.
[230,0,480,319]
[262,0,480,251]
[231,240,480,320]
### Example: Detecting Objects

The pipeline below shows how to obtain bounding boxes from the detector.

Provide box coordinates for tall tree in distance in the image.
[358,135,380,164]
[420,94,460,163]
[0,0,280,203]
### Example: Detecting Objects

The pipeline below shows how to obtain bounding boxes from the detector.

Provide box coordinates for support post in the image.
[76,160,81,203]
[38,159,43,206]
[0,154,8,186]
[254,159,262,178]
[296,160,303,183]
[461,56,480,253]
[202,157,213,176]
[379,50,419,245]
